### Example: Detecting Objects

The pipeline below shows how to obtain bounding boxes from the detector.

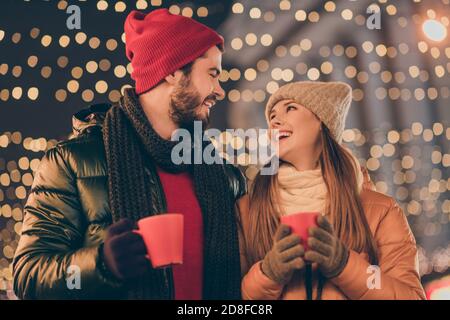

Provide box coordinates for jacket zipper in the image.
[165,267,175,300]
[145,165,175,300]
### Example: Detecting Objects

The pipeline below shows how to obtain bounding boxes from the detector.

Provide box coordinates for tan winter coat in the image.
[238,169,426,300]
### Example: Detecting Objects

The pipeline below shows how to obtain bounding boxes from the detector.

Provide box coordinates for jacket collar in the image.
[71,102,112,137]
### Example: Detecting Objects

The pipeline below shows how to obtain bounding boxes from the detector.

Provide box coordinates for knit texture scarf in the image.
[102,88,241,299]
[277,152,364,217]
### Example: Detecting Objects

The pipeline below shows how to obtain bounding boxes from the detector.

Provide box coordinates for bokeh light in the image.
[423,19,447,42]
[0,0,449,300]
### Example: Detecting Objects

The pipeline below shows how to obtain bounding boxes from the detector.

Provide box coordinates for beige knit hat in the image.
[265,81,352,143]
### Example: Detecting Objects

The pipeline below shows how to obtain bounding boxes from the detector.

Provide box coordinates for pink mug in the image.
[134,213,184,268]
[280,212,319,251]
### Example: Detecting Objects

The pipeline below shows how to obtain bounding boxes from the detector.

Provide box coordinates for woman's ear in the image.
[319,121,325,132]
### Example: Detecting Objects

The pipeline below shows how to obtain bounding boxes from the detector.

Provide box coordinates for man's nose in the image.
[213,82,225,100]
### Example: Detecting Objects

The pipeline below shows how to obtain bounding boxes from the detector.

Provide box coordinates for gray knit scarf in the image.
[102,88,242,299]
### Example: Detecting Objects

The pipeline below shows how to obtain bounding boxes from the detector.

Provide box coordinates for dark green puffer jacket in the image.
[12,103,246,300]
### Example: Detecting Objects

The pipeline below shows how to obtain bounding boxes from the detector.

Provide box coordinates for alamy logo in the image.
[66,265,81,290]
[347,1,382,30]
[171,121,280,175]
[367,265,381,290]
[66,5,81,30]
[366,5,381,30]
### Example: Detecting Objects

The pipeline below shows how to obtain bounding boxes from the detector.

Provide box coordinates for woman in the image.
[238,81,425,300]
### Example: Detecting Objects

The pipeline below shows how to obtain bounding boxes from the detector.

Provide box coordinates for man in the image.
[13,9,246,300]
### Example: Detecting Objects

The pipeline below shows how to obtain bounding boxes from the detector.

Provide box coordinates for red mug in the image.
[134,213,184,269]
[280,212,319,251]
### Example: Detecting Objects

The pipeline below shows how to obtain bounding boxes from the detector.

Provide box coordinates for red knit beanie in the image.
[124,9,224,94]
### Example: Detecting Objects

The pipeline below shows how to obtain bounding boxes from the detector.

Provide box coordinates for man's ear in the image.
[164,70,184,85]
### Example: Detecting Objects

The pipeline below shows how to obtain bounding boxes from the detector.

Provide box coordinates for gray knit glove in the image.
[304,215,350,279]
[261,224,305,285]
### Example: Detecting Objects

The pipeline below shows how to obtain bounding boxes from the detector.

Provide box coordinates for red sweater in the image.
[156,167,203,300]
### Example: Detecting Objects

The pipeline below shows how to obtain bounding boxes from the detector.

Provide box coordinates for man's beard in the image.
[169,75,215,133]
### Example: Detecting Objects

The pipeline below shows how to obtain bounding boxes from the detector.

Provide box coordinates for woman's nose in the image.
[271,116,284,128]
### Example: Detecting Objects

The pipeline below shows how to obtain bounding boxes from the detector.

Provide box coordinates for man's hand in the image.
[102,219,149,280]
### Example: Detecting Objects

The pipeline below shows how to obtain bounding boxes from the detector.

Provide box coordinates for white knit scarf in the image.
[277,150,364,216]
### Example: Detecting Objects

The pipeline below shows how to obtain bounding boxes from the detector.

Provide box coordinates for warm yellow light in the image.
[218,70,229,82]
[271,68,282,81]
[97,0,108,11]
[256,60,269,72]
[244,68,257,81]
[320,61,333,74]
[232,3,244,14]
[341,9,353,21]
[114,65,127,78]
[423,20,447,42]
[95,80,108,94]
[115,1,126,13]
[82,89,94,102]
[300,39,312,51]
[182,7,193,18]
[67,80,79,93]
[263,11,275,22]
[71,66,83,79]
[279,0,291,11]
[136,0,148,10]
[275,46,287,57]
[307,68,320,80]
[254,90,266,103]
[168,5,180,15]
[75,32,87,44]
[290,45,301,57]
[295,10,307,21]
[266,81,279,94]
[281,69,294,82]
[249,8,261,19]
[28,87,39,100]
[260,34,272,46]
[109,90,121,103]
[228,90,240,102]
[228,68,241,81]
[245,33,257,46]
[106,39,118,51]
[197,7,208,17]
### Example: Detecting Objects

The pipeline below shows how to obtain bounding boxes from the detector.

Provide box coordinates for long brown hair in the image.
[245,124,378,266]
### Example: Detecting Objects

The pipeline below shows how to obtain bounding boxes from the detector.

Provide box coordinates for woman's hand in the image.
[304,215,350,279]
[261,224,305,285]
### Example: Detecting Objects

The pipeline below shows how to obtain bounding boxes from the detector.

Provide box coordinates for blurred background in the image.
[0,0,449,300]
